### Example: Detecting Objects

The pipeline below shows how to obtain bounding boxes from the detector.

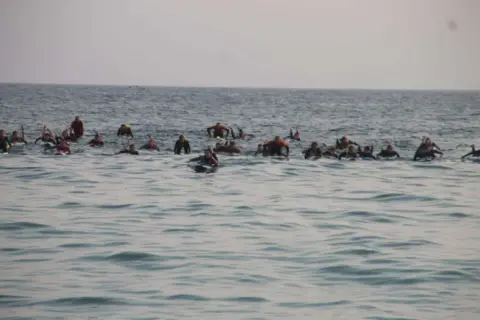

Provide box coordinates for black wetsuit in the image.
[117,127,133,138]
[303,147,322,159]
[359,151,376,160]
[118,149,139,155]
[0,136,10,153]
[174,140,191,154]
[413,149,441,161]
[89,138,104,147]
[377,150,400,159]
[189,154,219,166]
[338,151,359,160]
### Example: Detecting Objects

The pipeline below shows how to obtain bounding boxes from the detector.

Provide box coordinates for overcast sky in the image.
[0,0,479,89]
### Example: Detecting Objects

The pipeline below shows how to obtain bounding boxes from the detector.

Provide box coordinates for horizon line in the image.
[1,81,479,92]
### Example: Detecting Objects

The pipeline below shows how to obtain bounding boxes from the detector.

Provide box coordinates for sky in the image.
[1,0,479,89]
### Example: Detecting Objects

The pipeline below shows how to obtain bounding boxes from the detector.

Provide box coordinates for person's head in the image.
[216,122,221,127]
[179,135,185,142]
[120,124,125,128]
[75,116,80,121]
[387,144,393,151]
[129,144,135,151]
[204,148,212,157]
[364,146,370,152]
[274,136,281,142]
[257,144,263,150]
[311,142,318,148]
[12,130,18,137]
[347,145,355,152]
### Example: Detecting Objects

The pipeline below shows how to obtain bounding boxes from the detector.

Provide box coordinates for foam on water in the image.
[1,85,479,319]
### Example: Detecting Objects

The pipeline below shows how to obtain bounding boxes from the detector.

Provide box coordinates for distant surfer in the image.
[263,136,289,157]
[117,143,139,155]
[117,124,134,138]
[189,148,219,167]
[10,126,27,144]
[141,135,160,151]
[70,116,84,140]
[377,144,400,159]
[230,126,254,140]
[413,137,442,161]
[461,145,480,160]
[174,135,191,154]
[303,142,322,160]
[34,125,56,145]
[88,131,104,147]
[0,130,12,153]
[285,128,300,141]
[207,122,229,139]
[55,137,71,155]
[338,145,359,160]
[358,145,376,159]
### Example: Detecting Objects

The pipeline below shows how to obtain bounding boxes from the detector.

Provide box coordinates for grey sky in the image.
[1,0,479,89]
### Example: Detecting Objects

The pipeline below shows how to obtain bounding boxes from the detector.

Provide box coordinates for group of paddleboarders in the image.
[2,120,479,171]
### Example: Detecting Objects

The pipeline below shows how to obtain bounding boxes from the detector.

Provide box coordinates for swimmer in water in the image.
[336,136,359,150]
[10,126,27,144]
[215,140,241,154]
[285,128,300,141]
[461,145,480,160]
[0,130,12,153]
[377,144,400,159]
[117,124,134,138]
[323,146,338,159]
[174,135,191,154]
[413,137,442,161]
[230,126,254,140]
[117,144,139,155]
[207,122,229,139]
[338,145,360,160]
[303,142,322,160]
[55,137,71,155]
[61,126,77,142]
[69,116,84,140]
[88,131,104,147]
[189,148,219,167]
[263,136,289,157]
[141,135,160,151]
[358,146,376,159]
[254,144,265,156]
[34,126,56,144]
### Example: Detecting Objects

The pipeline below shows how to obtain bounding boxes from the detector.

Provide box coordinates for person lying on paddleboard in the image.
[413,137,442,161]
[117,124,134,138]
[358,145,376,159]
[285,128,300,141]
[214,140,241,154]
[336,136,359,150]
[88,131,104,147]
[461,145,480,160]
[34,126,56,144]
[263,136,289,157]
[69,116,84,140]
[174,135,191,154]
[10,126,27,144]
[377,143,400,159]
[117,144,139,155]
[141,135,160,151]
[189,148,219,167]
[303,142,323,160]
[0,130,12,153]
[55,137,71,155]
[230,126,254,140]
[207,122,229,139]
[338,145,360,160]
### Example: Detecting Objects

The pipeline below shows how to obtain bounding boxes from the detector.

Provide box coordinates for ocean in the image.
[0,84,479,320]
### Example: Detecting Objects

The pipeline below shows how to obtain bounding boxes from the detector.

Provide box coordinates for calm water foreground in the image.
[0,84,479,320]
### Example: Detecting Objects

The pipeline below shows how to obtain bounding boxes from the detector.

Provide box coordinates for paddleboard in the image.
[193,164,217,173]
[55,151,68,156]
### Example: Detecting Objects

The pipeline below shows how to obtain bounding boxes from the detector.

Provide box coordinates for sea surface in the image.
[0,84,479,320]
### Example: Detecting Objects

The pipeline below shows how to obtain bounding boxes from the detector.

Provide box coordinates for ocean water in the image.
[0,84,479,320]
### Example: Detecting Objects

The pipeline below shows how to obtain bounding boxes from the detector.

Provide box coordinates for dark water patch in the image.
[12,258,53,263]
[365,259,400,265]
[369,193,437,202]
[95,204,133,209]
[342,210,375,217]
[333,249,380,256]
[447,212,470,218]
[0,221,50,230]
[165,294,210,301]
[55,201,84,208]
[0,294,29,305]
[277,300,350,308]
[14,171,53,180]
[1,207,32,213]
[58,242,94,248]
[40,296,128,306]
[351,235,385,242]
[107,251,183,262]
[367,317,417,320]
[164,228,204,233]
[103,241,130,247]
[299,209,327,215]
[222,296,269,303]
[432,270,478,282]
[261,245,292,252]
[379,239,437,248]
[315,223,361,230]
[0,247,22,252]
[246,221,299,230]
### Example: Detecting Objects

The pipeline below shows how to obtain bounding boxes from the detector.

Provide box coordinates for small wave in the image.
[0,221,50,230]
[58,242,94,248]
[163,228,204,233]
[96,204,133,209]
[166,294,210,301]
[369,193,436,202]
[333,249,380,256]
[277,300,350,308]
[106,251,160,262]
[379,239,437,248]
[223,296,269,303]
[41,296,128,306]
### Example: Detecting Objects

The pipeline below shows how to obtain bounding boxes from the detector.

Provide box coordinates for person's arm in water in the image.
[394,152,400,158]
[185,141,191,154]
[128,128,134,139]
[189,156,203,162]
[117,128,121,137]
[338,151,347,160]
[230,127,236,139]
[207,127,213,137]
[284,145,290,157]
[461,151,473,159]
